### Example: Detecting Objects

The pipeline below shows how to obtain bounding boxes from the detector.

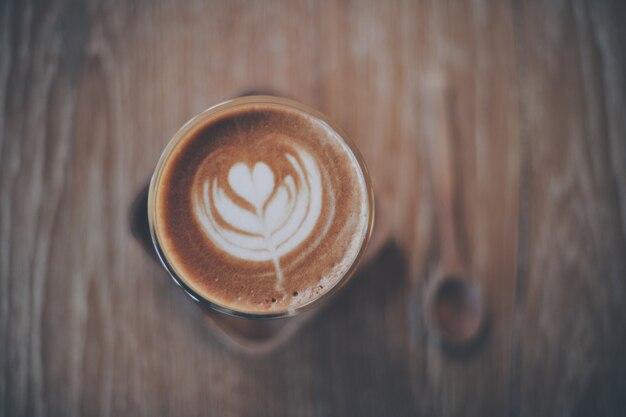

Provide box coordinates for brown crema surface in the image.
[154,103,369,314]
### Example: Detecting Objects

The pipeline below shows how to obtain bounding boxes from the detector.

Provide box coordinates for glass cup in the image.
[147,96,375,352]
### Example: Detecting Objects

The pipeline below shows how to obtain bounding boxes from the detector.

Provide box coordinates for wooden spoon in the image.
[422,74,486,348]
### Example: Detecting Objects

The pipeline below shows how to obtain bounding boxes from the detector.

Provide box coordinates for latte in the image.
[149,97,372,316]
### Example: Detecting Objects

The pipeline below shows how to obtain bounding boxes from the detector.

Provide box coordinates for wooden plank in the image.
[513,0,626,415]
[405,1,521,416]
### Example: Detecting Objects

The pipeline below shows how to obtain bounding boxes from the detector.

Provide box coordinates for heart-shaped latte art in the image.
[193,144,331,293]
[228,162,275,209]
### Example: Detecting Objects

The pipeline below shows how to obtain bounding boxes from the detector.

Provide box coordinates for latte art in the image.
[193,144,333,294]
[152,100,371,315]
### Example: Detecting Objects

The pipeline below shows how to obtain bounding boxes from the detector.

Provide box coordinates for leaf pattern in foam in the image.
[193,145,324,271]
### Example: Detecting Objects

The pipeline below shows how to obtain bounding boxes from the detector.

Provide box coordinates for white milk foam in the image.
[193,144,332,293]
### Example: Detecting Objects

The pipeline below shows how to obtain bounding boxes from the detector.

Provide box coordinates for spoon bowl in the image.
[425,274,485,346]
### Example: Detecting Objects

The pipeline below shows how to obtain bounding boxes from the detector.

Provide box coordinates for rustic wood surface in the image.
[1,0,625,416]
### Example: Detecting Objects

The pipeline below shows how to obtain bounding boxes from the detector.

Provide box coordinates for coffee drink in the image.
[150,97,372,315]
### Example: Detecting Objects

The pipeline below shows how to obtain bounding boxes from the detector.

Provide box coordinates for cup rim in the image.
[148,95,375,319]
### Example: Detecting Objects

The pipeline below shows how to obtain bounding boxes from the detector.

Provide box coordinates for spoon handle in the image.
[423,73,463,273]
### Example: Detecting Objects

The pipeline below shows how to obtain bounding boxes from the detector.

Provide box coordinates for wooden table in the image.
[2,0,625,416]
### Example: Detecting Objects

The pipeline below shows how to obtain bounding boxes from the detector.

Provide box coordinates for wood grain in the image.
[1,0,625,416]
[407,2,521,416]
[513,1,626,416]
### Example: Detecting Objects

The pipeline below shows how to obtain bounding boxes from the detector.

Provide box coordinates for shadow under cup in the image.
[145,96,375,349]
